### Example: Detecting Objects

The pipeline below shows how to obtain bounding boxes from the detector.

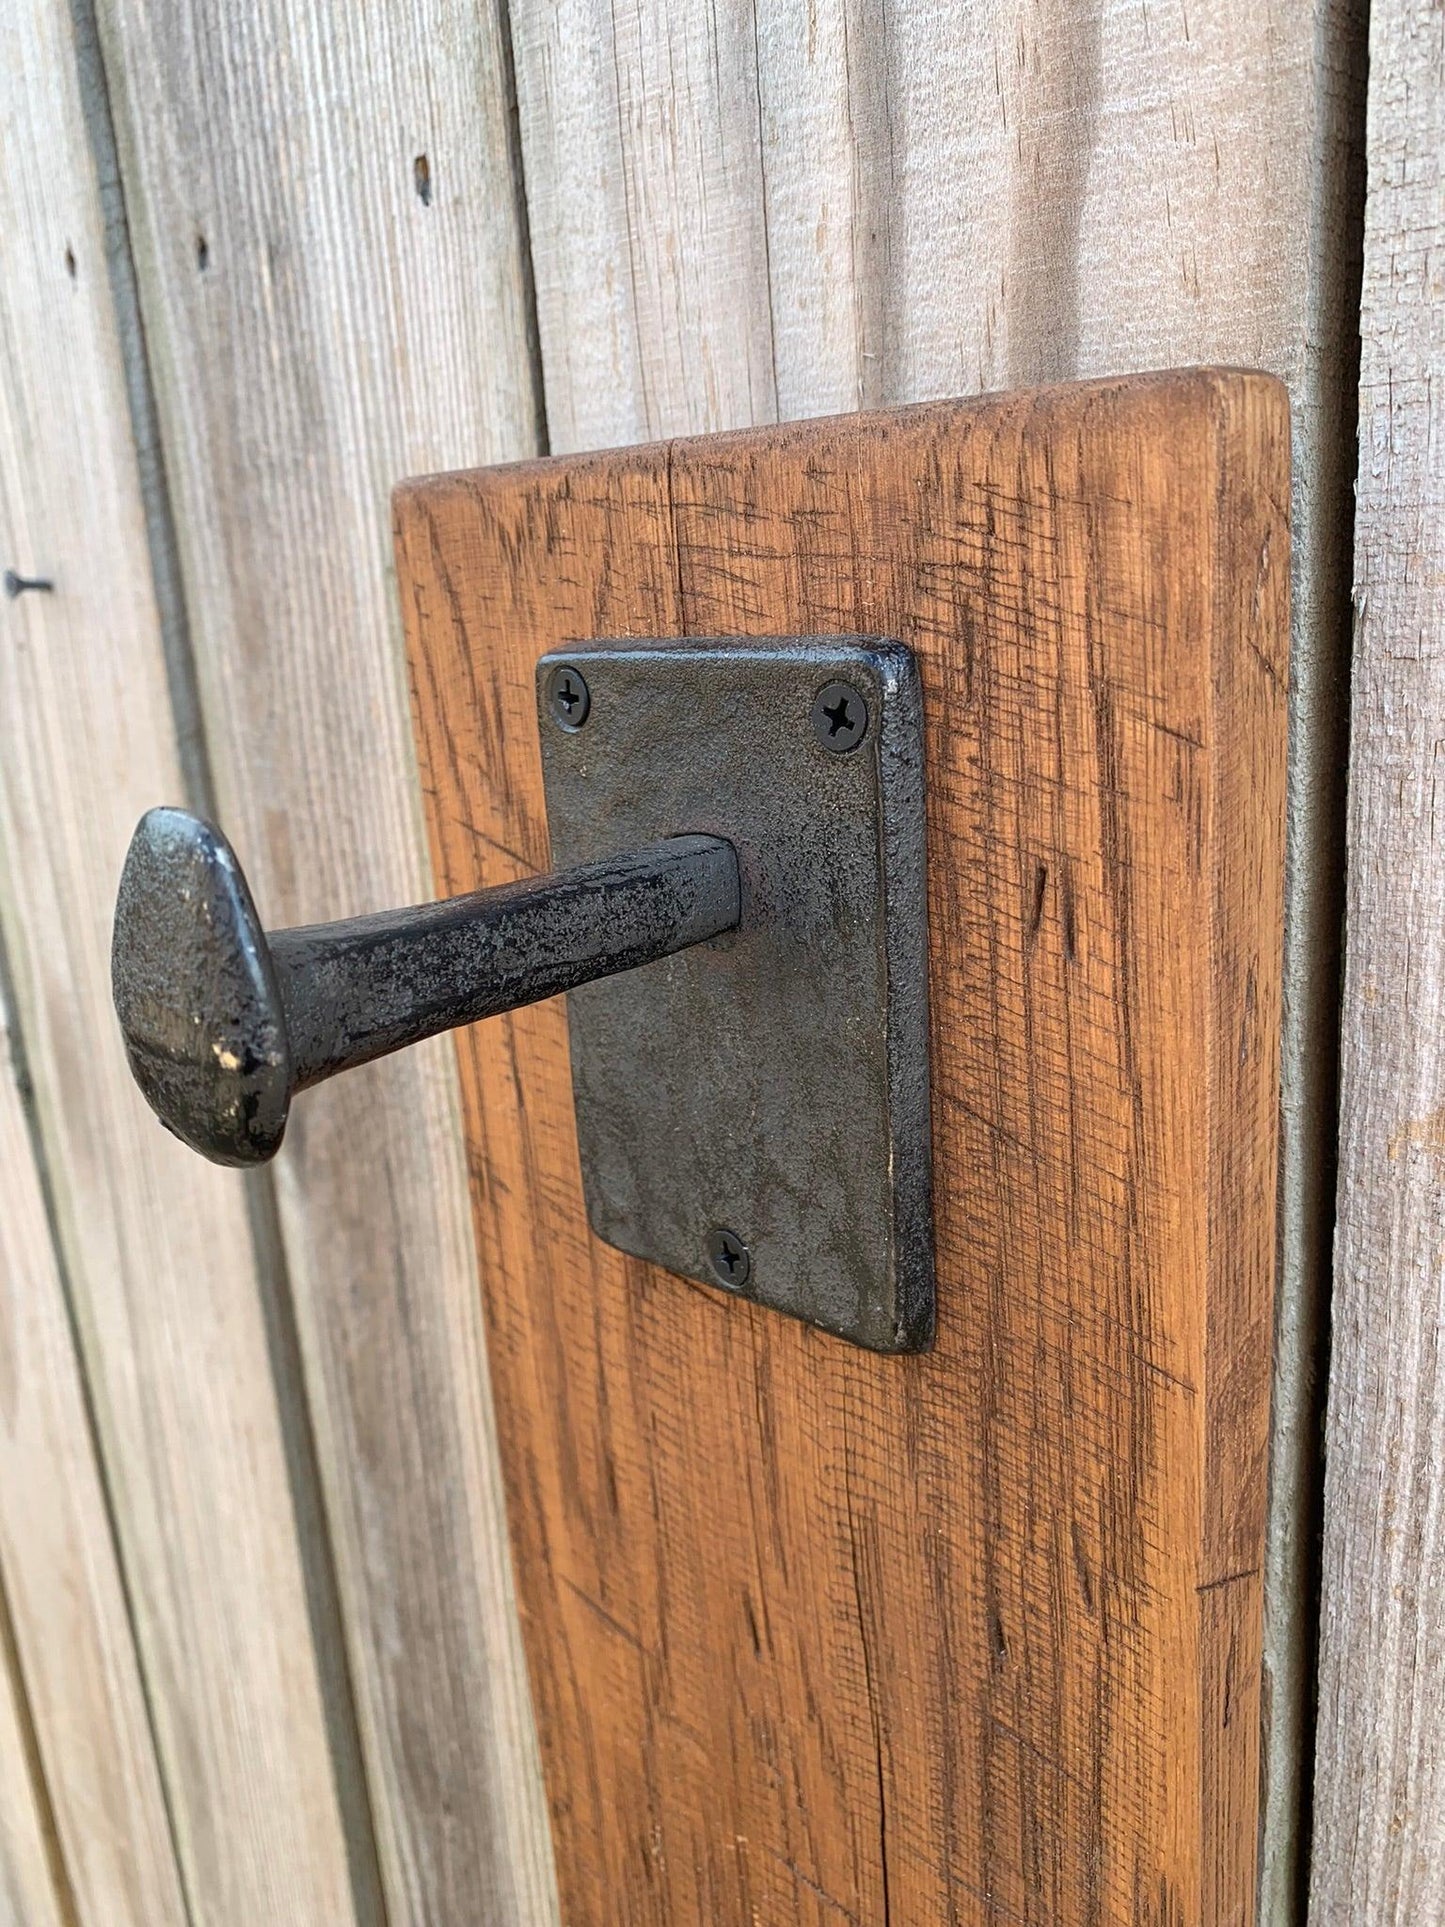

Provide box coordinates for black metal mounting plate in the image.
[537,638,934,1353]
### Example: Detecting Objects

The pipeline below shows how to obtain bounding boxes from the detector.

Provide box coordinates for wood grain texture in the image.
[0,4,367,1919]
[515,0,1355,438]
[94,0,557,1916]
[0,967,184,1925]
[507,9,1365,1904]
[1310,0,1445,1917]
[0,1611,67,1927]
[400,369,1290,1925]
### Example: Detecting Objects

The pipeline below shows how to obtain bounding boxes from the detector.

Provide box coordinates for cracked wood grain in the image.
[399,369,1290,1925]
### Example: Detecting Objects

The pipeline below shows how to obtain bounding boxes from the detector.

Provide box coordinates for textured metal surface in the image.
[538,637,934,1353]
[112,806,288,1165]
[113,805,739,1166]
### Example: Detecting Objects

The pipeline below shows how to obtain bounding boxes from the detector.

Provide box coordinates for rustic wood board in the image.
[508,11,1365,1905]
[1310,0,1445,1913]
[399,368,1289,1925]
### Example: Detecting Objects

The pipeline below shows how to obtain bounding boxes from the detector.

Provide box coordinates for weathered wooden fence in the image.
[0,0,1436,1920]
[1310,0,1445,1917]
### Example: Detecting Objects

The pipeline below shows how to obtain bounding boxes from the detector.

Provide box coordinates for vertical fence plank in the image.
[94,0,558,1916]
[0,2,369,1919]
[510,0,1367,1908]
[1310,0,1445,1917]
[0,1620,66,1927]
[0,970,184,1925]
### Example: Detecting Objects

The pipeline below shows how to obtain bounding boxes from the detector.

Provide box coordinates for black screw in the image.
[810,679,868,753]
[545,662,591,731]
[707,1226,751,1290]
[4,571,54,599]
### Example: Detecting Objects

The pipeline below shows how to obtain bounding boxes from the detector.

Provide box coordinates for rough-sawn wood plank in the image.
[399,368,1290,1925]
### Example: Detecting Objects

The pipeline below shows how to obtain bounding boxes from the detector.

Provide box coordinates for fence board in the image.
[94,0,558,1916]
[0,971,184,1924]
[1310,0,1445,1916]
[509,0,1366,1907]
[0,3,368,1918]
[0,1619,66,1927]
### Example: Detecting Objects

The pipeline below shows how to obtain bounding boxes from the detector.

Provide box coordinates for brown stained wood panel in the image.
[397,369,1289,1926]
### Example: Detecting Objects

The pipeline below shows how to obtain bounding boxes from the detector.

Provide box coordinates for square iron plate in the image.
[537,637,934,1353]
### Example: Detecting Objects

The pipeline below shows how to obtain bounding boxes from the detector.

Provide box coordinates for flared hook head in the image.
[112,807,292,1165]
